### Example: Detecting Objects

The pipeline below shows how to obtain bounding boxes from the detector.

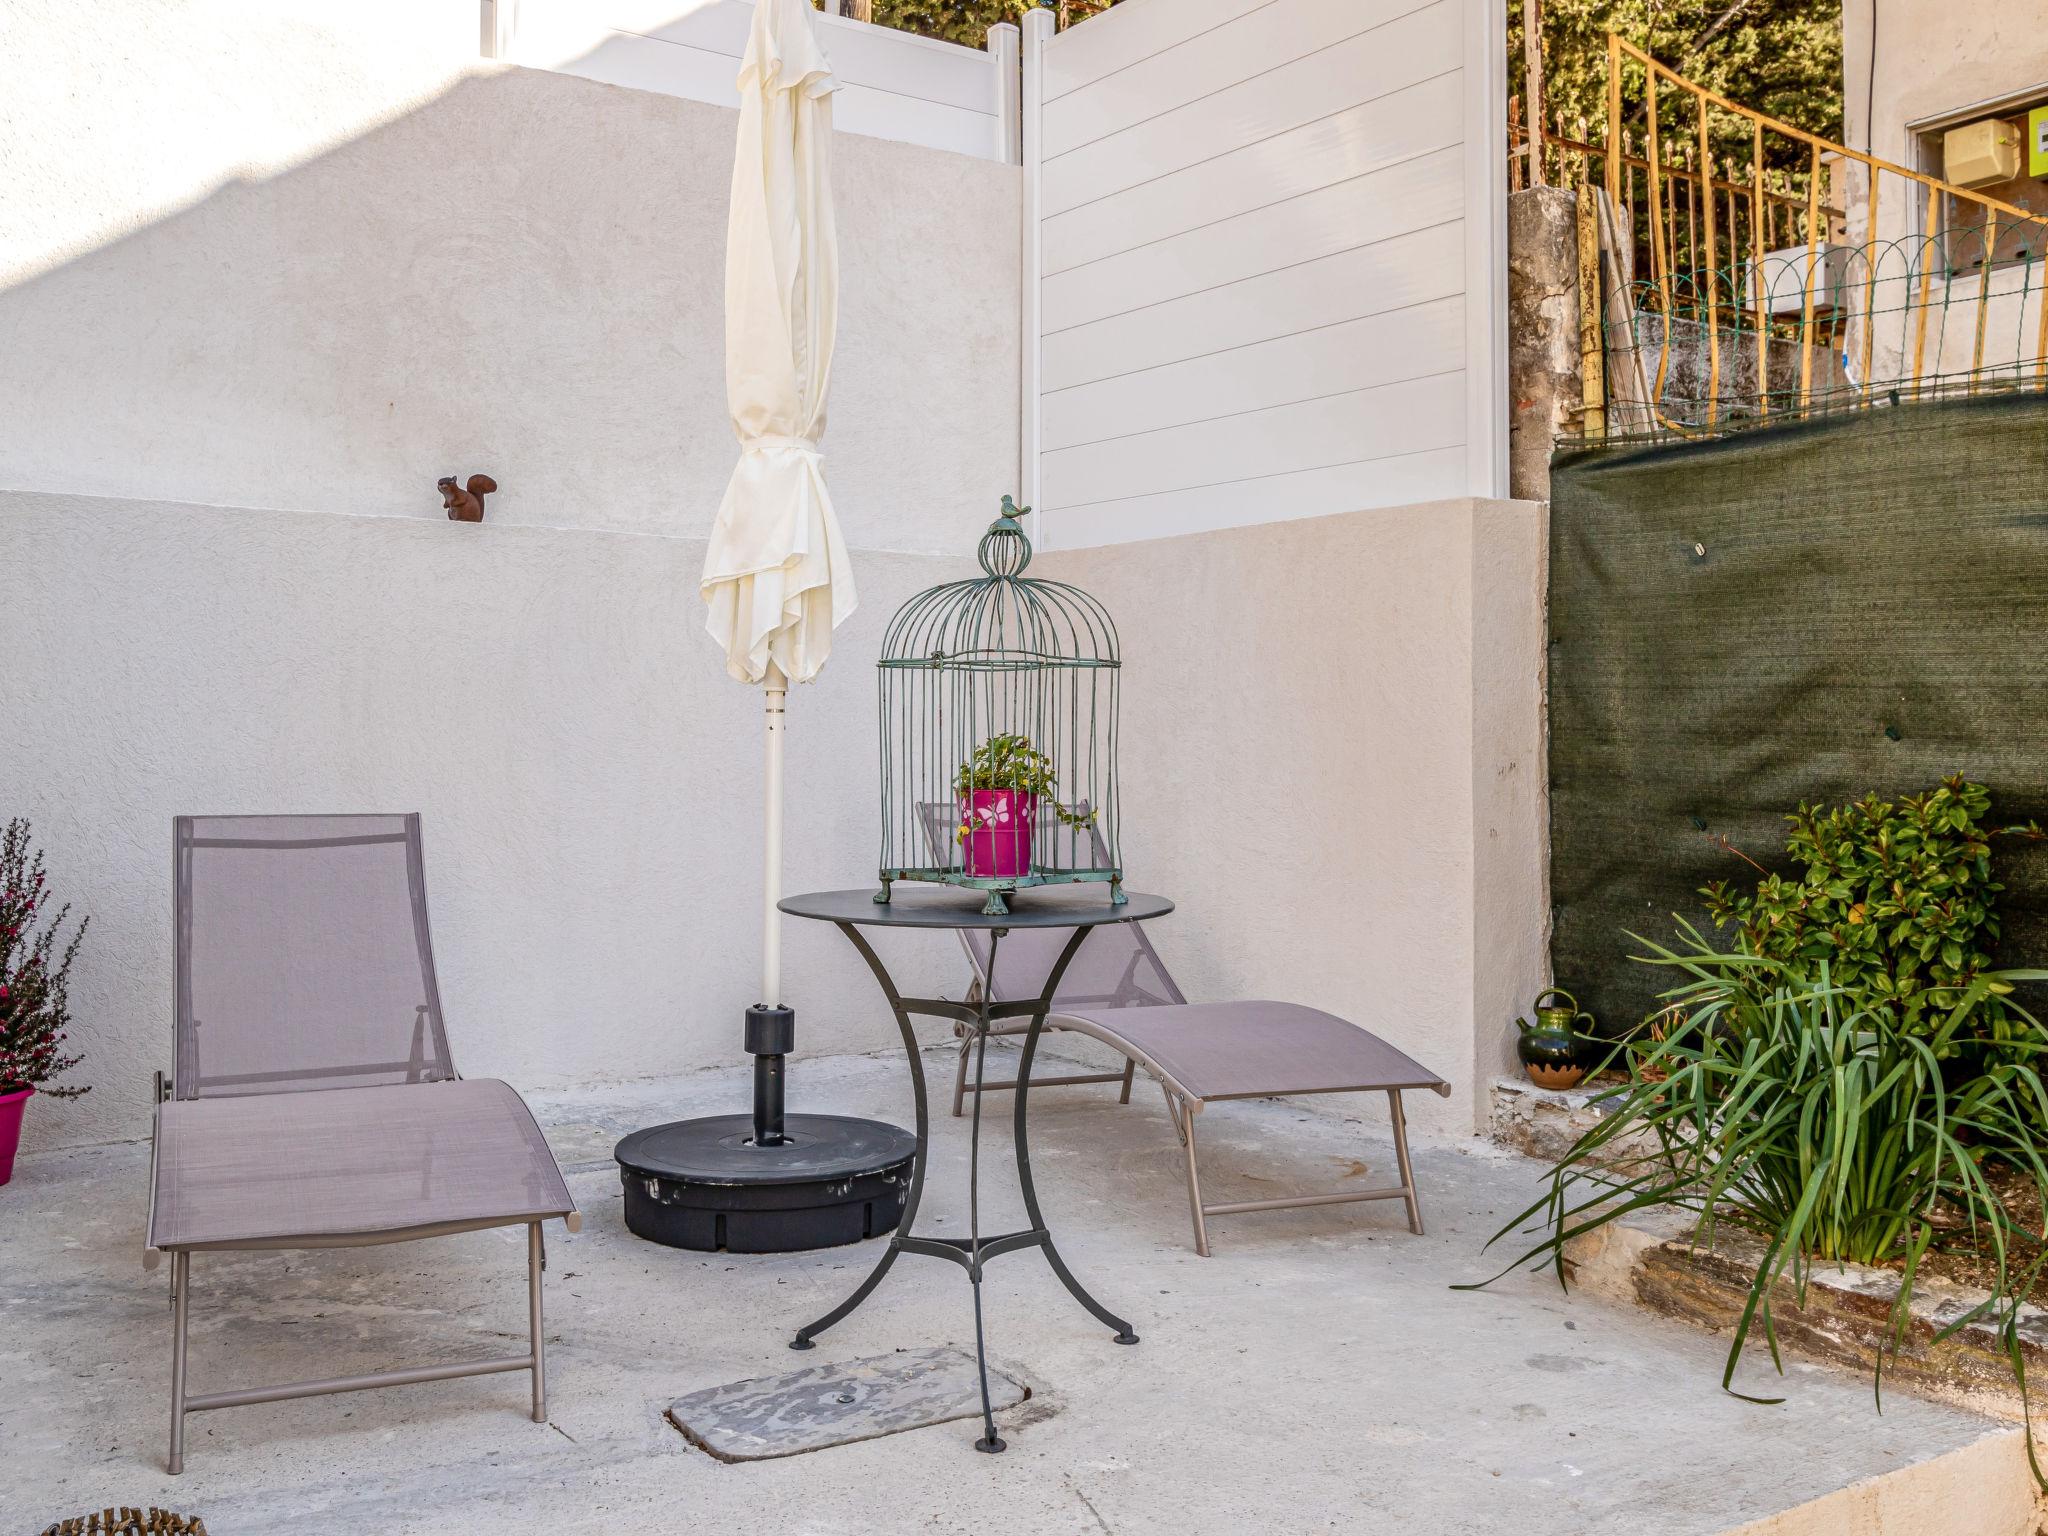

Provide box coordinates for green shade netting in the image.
[1548,393,2048,1037]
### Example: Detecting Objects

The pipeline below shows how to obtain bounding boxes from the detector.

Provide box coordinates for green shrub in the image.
[1471,780,2048,1475]
[1702,776,2040,1049]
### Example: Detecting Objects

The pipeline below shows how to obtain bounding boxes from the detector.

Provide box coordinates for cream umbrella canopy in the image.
[702,0,856,1015]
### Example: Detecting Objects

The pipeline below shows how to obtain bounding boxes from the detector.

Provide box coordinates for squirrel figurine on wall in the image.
[439,474,497,522]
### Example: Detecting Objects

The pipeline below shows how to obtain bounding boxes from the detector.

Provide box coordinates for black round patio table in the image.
[778,885,1175,1453]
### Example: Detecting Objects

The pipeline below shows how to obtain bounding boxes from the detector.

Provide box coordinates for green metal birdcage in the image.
[877,498,1121,915]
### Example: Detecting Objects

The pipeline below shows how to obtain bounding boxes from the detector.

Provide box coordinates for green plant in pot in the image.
[0,818,90,1186]
[954,734,1094,880]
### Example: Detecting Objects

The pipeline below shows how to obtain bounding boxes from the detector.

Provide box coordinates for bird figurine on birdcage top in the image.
[876,496,1122,915]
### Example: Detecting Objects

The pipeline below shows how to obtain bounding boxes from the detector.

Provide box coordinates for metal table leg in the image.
[788,915,1138,1453]
[964,951,1002,1451]
[789,922,931,1351]
[1010,927,1138,1343]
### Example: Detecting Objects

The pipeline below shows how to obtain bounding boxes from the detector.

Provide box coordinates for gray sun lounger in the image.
[144,815,578,1473]
[924,809,1451,1255]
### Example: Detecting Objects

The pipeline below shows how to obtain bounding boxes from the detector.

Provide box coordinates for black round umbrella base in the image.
[614,1113,918,1254]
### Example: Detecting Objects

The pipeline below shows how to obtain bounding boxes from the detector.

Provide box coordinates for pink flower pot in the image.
[960,789,1035,879]
[0,1086,30,1187]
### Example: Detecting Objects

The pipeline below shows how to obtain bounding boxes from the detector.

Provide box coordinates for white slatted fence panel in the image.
[1030,0,1504,546]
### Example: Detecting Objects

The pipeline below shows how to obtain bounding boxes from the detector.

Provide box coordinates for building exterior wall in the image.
[1844,0,2048,170]
[1039,498,1549,1136]
[1841,0,2048,388]
[0,0,1019,551]
[1028,0,1506,548]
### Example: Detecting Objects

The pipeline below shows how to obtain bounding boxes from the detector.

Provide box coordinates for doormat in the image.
[40,1511,207,1536]
[667,1346,1029,1461]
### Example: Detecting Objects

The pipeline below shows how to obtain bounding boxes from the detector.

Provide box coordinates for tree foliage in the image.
[870,0,1021,47]
[865,1,1841,182]
[870,0,1843,171]
[1512,0,1842,172]
[870,0,1120,48]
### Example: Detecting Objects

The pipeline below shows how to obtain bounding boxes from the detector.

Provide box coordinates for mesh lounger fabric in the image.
[965,918,1184,1011]
[963,882,1449,1103]
[1047,1001,1448,1102]
[153,813,574,1474]
[150,1079,572,1249]
[175,815,456,1099]
[157,814,575,1251]
[920,802,1449,1103]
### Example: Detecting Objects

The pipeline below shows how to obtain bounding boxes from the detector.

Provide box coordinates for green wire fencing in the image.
[1593,217,2048,442]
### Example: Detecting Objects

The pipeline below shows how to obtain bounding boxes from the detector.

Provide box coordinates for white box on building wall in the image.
[1944,118,2022,188]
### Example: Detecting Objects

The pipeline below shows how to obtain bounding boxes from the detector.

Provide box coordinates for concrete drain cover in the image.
[666,1347,1029,1461]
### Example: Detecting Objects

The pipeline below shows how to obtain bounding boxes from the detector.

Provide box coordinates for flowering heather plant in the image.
[0,818,89,1098]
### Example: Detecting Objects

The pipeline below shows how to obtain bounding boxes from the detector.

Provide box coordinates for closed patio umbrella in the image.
[618,0,914,1256]
[702,0,856,1015]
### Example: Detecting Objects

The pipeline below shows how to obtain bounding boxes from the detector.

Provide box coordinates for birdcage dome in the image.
[876,498,1122,914]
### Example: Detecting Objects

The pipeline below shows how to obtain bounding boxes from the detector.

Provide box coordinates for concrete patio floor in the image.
[2,1048,2034,1535]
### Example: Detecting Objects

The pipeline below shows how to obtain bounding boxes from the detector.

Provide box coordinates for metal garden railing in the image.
[1527,35,2048,440]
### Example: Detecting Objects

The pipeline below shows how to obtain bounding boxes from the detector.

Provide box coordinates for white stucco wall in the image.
[0,0,1019,550]
[1,0,1545,1154]
[6,492,1547,1150]
[1469,498,1550,1115]
[1038,499,1549,1136]
[7,491,1547,1151]
[0,0,1025,1153]
[2,490,975,1154]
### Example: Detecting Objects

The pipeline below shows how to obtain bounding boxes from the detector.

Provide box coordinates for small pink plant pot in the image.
[959,790,1035,879]
[0,1085,32,1187]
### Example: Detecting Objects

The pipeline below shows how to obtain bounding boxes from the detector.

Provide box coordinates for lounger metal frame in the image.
[157,1208,558,1475]
[948,950,1443,1257]
[949,977,1139,1111]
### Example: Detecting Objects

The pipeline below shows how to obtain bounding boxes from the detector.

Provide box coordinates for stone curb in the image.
[1558,1185,2048,1424]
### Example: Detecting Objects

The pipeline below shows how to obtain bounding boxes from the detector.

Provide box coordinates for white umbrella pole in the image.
[762,660,787,1008]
